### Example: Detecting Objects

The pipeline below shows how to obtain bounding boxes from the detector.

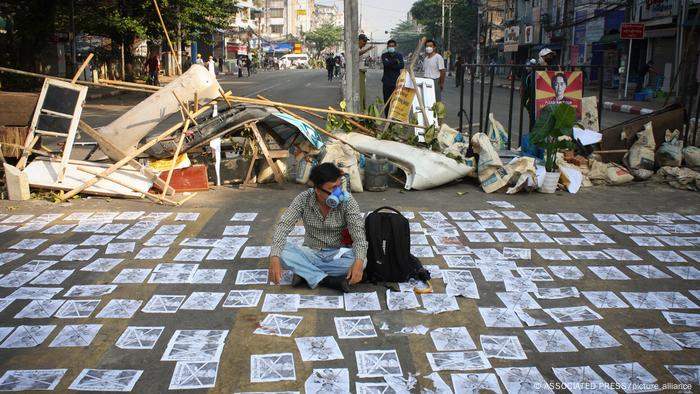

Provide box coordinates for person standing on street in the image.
[358,34,374,110]
[326,54,335,81]
[455,55,464,87]
[245,57,252,77]
[422,39,445,102]
[636,60,656,93]
[538,48,556,67]
[207,55,217,79]
[145,52,160,86]
[237,57,243,78]
[381,39,404,117]
[196,53,204,65]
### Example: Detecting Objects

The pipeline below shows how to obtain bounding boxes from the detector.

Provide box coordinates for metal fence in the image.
[456,64,611,149]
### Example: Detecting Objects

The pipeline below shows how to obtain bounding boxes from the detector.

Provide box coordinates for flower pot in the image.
[538,171,560,194]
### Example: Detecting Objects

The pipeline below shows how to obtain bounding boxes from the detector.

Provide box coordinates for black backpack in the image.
[364,207,431,283]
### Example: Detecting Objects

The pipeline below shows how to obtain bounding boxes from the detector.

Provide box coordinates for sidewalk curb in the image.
[603,102,655,115]
[87,90,128,101]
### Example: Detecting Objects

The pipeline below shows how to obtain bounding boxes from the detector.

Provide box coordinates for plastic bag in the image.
[656,129,683,167]
[683,146,700,167]
[487,113,508,151]
[623,121,656,171]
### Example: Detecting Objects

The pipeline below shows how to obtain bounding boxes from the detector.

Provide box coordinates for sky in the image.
[315,0,414,43]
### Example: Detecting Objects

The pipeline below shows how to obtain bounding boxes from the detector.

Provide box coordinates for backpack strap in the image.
[372,206,404,217]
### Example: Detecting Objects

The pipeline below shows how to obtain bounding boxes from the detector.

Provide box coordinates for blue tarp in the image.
[271,113,324,149]
[262,43,293,54]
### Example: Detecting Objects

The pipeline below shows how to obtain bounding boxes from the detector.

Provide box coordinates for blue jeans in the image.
[280,245,358,288]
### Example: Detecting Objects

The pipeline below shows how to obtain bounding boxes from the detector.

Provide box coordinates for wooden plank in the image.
[0,92,39,126]
[268,150,289,159]
[249,123,284,184]
[56,82,88,183]
[240,142,259,189]
[3,163,30,201]
[71,53,94,84]
[16,135,39,170]
[77,120,175,196]
[172,92,199,125]
[161,119,190,199]
[77,166,175,205]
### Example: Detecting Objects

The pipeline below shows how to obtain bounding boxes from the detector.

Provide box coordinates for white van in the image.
[279,54,309,69]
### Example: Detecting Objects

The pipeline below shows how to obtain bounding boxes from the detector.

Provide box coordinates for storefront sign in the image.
[504,26,520,44]
[504,44,519,52]
[535,71,583,119]
[640,0,678,20]
[586,14,605,42]
[620,23,645,39]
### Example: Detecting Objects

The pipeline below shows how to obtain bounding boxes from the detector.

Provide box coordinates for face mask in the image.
[425,47,434,54]
[321,186,350,209]
[387,47,396,54]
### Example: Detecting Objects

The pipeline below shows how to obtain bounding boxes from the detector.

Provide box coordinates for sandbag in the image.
[606,163,634,185]
[656,129,683,167]
[683,146,700,167]
[505,157,537,194]
[257,160,288,183]
[321,140,363,192]
[488,113,508,151]
[437,124,460,150]
[623,121,655,172]
[656,166,700,191]
[581,96,599,131]
[471,133,510,193]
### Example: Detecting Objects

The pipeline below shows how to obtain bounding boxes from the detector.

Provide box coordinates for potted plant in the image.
[529,103,576,193]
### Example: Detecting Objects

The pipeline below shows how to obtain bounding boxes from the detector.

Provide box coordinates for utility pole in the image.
[344,0,360,112]
[476,3,481,65]
[441,0,446,49]
[447,2,453,75]
[70,0,77,76]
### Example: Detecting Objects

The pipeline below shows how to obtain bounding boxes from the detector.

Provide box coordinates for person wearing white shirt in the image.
[422,39,446,102]
[207,55,217,79]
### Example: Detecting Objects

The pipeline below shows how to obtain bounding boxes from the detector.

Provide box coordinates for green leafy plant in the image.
[529,104,576,172]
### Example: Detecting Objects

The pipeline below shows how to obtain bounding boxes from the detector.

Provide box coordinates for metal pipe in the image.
[458,64,465,132]
[598,64,604,127]
[529,68,536,130]
[469,66,475,136]
[484,68,495,134]
[508,69,515,149]
[479,65,485,131]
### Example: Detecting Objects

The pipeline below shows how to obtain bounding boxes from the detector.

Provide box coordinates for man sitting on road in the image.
[268,163,367,293]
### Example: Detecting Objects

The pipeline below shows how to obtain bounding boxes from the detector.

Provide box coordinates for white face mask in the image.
[425,47,434,54]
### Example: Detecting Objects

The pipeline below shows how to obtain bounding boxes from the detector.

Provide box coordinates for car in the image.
[279,54,309,69]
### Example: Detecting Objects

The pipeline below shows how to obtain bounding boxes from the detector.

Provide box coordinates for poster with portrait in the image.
[535,71,583,119]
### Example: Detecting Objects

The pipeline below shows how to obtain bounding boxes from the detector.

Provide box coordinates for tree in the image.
[390,20,422,55]
[409,0,477,59]
[305,23,343,55]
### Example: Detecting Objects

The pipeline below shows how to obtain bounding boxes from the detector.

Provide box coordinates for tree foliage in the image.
[305,23,343,54]
[410,0,477,59]
[390,20,422,55]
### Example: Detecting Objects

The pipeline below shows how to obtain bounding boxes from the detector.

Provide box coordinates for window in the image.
[269,0,284,8]
[269,8,284,18]
[271,25,283,34]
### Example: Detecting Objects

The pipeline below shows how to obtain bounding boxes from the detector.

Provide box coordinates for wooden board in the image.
[24,157,152,198]
[0,92,39,126]
[0,126,30,158]
[155,164,209,192]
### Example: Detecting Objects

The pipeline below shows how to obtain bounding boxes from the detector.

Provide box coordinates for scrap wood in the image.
[98,79,159,91]
[77,166,177,205]
[227,94,428,129]
[0,142,56,158]
[59,98,218,202]
[78,120,175,196]
[152,0,181,74]
[71,53,94,84]
[328,106,377,137]
[161,118,190,199]
[172,92,198,125]
[248,122,284,184]
[0,67,154,94]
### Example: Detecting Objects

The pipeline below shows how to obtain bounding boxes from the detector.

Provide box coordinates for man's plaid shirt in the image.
[271,188,368,261]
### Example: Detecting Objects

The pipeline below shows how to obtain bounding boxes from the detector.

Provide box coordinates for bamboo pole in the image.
[152,0,181,75]
[59,99,217,201]
[160,118,190,199]
[227,94,427,129]
[98,78,160,90]
[77,166,177,205]
[0,142,55,158]
[78,120,175,196]
[172,92,198,125]
[0,66,154,93]
[71,53,94,84]
[329,106,376,136]
[176,192,198,206]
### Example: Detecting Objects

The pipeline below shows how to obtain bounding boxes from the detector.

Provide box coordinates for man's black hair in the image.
[309,163,341,187]
[358,34,369,41]
[387,39,397,46]
[425,39,436,47]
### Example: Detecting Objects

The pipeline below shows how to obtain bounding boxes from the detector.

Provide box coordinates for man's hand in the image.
[346,259,365,285]
[268,256,283,285]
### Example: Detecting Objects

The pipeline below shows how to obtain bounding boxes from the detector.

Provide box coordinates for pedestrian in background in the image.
[421,39,445,102]
[636,60,656,93]
[145,52,160,86]
[196,53,204,65]
[381,39,404,117]
[358,34,374,110]
[326,54,335,81]
[245,57,252,77]
[237,57,243,78]
[207,55,217,79]
[455,55,464,87]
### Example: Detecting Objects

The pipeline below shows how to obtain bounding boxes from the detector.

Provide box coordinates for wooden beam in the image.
[0,66,155,93]
[172,92,198,125]
[176,192,198,206]
[77,166,177,205]
[160,118,190,199]
[249,123,284,184]
[78,120,175,196]
[16,135,39,170]
[152,0,181,74]
[71,53,94,84]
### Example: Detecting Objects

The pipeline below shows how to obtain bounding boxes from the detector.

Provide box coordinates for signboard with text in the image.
[620,23,645,39]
